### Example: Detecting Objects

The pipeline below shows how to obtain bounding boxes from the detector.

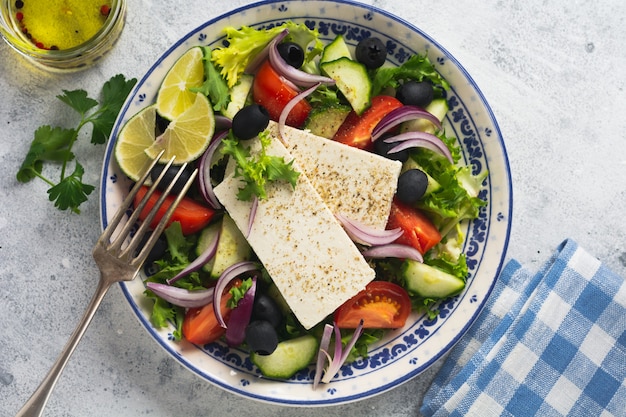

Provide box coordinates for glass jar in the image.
[0,0,125,72]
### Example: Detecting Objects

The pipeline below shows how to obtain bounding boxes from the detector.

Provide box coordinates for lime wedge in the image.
[155,47,205,121]
[114,104,157,181]
[145,92,215,164]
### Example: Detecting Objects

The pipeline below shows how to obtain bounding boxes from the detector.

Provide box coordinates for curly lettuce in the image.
[212,22,324,88]
[372,54,450,97]
[408,130,488,238]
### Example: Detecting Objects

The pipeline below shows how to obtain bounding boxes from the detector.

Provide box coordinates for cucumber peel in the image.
[320,34,352,66]
[403,260,465,299]
[251,334,319,379]
[196,214,251,278]
[320,57,372,115]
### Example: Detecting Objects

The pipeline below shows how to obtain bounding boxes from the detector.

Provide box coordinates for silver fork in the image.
[15,150,197,417]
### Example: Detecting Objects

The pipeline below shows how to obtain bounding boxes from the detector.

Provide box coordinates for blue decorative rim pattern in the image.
[99,0,512,406]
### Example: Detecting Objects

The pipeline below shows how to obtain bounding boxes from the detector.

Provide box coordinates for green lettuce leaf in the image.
[212,22,323,88]
[143,222,207,339]
[408,134,487,238]
[191,47,231,112]
[221,130,300,201]
[372,54,450,97]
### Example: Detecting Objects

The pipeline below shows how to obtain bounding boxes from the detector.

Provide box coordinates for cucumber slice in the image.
[221,74,253,120]
[196,222,220,274]
[320,57,372,115]
[196,214,251,278]
[304,103,351,138]
[403,260,465,299]
[251,334,319,379]
[320,34,352,66]
[400,98,448,134]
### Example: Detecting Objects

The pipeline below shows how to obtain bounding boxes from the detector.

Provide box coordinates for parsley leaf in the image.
[221,130,300,201]
[57,90,98,115]
[16,126,75,182]
[16,74,137,213]
[88,74,138,145]
[47,162,95,213]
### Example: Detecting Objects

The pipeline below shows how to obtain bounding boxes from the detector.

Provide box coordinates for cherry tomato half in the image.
[334,281,412,329]
[386,198,441,255]
[182,288,233,345]
[133,185,216,235]
[332,95,403,150]
[252,60,311,128]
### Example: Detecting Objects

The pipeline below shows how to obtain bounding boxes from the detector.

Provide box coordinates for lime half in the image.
[155,47,205,121]
[145,92,215,164]
[114,104,157,181]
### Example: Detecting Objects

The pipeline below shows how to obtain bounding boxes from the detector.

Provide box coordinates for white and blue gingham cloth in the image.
[420,239,626,417]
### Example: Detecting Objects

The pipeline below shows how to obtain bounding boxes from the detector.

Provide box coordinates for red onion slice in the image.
[198,130,229,209]
[371,105,442,142]
[362,243,424,262]
[317,320,364,385]
[246,195,259,238]
[213,261,260,328]
[224,275,257,347]
[278,82,321,142]
[335,212,403,246]
[268,29,335,87]
[214,115,232,131]
[313,324,334,389]
[384,131,453,163]
[145,282,215,308]
[166,228,221,285]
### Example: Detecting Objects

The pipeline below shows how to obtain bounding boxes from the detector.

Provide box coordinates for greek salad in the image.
[115,21,487,385]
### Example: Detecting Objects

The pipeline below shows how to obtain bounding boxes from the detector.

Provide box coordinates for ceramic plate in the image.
[99,0,512,406]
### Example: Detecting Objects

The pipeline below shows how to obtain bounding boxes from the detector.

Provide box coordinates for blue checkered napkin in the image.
[420,239,626,417]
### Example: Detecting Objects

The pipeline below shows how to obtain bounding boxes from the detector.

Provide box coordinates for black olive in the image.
[232,104,270,140]
[355,37,387,69]
[396,81,434,108]
[277,41,305,68]
[396,169,429,205]
[143,262,161,277]
[245,320,279,355]
[252,293,283,329]
[135,231,168,276]
[150,163,195,194]
[373,135,409,162]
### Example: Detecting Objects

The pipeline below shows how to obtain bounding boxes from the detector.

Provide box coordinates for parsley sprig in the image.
[16,74,137,214]
[221,130,300,201]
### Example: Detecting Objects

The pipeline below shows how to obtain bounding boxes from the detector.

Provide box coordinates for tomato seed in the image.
[15,0,24,9]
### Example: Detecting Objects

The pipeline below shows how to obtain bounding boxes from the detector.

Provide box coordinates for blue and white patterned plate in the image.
[99,0,512,406]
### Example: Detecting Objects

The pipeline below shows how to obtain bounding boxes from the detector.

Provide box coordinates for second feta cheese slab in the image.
[268,121,402,230]
[213,133,376,330]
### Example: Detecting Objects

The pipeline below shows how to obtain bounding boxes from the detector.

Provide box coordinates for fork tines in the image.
[98,150,198,268]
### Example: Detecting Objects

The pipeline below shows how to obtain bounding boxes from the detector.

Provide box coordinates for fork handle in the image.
[15,274,112,417]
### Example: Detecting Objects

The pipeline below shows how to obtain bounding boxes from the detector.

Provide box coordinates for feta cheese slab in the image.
[268,121,402,230]
[213,133,376,329]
